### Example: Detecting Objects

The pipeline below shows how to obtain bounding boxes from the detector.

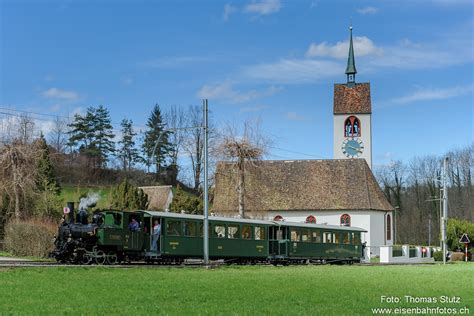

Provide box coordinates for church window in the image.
[340,214,351,227]
[386,214,392,241]
[305,215,316,224]
[344,116,361,137]
[273,215,284,221]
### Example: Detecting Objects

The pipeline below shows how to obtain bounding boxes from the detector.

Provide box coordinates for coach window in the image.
[255,226,265,240]
[228,225,239,239]
[323,232,332,243]
[340,214,351,227]
[334,233,340,244]
[343,232,350,244]
[302,230,311,242]
[353,232,361,244]
[184,221,197,237]
[113,213,122,226]
[291,230,300,242]
[312,230,321,243]
[213,224,226,238]
[167,220,181,236]
[242,225,252,239]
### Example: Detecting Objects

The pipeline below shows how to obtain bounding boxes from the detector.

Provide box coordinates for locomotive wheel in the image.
[95,250,106,265]
[107,251,118,265]
[82,254,92,265]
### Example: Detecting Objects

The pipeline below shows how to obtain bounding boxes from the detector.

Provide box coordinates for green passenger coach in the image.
[88,210,366,265]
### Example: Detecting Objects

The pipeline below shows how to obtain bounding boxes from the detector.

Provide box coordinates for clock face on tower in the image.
[342,138,364,158]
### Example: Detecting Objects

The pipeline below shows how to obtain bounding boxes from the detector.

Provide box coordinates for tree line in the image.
[375,144,473,246]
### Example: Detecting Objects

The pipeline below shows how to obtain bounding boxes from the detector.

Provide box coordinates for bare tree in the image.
[216,120,270,218]
[165,105,187,168]
[0,141,37,219]
[18,115,35,145]
[184,105,205,191]
[48,116,69,153]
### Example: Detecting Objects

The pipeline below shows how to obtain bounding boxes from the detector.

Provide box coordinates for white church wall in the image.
[333,113,372,168]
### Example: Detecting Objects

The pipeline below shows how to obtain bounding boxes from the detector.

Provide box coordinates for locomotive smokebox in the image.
[67,201,75,223]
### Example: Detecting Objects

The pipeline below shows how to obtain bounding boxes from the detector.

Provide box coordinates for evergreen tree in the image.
[68,105,115,168]
[143,104,172,173]
[117,119,141,171]
[91,105,115,168]
[35,134,61,194]
[35,134,63,218]
[110,179,149,210]
[169,185,203,215]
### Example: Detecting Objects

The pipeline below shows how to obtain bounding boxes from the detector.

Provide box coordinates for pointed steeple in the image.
[345,26,357,85]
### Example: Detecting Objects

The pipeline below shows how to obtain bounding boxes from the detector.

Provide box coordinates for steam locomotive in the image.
[51,202,366,265]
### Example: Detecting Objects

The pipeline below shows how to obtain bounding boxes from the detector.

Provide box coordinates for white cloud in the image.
[306,36,383,59]
[243,59,342,84]
[197,81,281,103]
[357,6,378,15]
[223,3,238,21]
[244,0,281,15]
[286,112,306,121]
[41,87,80,101]
[366,39,473,70]
[392,84,474,104]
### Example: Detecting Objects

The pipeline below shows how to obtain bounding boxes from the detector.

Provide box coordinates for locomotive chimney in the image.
[67,201,75,223]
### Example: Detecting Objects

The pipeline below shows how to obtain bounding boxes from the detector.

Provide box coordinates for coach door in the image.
[269,226,288,258]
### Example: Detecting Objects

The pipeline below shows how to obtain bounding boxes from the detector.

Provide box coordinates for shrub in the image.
[450,252,466,261]
[433,251,444,262]
[4,218,57,258]
[447,218,474,251]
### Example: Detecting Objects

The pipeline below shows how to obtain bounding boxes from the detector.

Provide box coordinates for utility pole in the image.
[150,100,210,265]
[442,157,449,265]
[203,99,209,266]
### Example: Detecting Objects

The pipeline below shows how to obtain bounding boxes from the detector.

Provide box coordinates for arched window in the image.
[305,215,316,224]
[273,215,284,221]
[340,214,351,227]
[344,116,361,137]
[386,214,391,241]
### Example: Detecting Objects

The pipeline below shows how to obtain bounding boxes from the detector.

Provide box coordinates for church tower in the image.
[333,26,372,169]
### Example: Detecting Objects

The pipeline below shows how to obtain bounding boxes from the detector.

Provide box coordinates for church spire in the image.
[345,25,357,85]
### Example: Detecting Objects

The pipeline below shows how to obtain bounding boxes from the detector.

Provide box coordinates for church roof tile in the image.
[213,159,393,214]
[334,83,371,114]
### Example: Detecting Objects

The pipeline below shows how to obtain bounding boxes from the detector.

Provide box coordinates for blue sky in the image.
[1,0,473,168]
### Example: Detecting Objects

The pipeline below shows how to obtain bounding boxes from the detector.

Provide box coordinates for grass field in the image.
[0,264,472,315]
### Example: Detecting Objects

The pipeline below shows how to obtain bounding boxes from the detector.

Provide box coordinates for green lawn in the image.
[60,185,113,209]
[0,264,472,315]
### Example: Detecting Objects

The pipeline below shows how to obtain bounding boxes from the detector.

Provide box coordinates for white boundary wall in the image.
[380,245,440,264]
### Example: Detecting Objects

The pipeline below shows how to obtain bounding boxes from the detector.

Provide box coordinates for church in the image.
[212,27,394,257]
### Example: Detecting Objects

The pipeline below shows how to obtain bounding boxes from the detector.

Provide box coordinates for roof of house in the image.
[213,159,393,213]
[139,185,173,211]
[333,83,371,114]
